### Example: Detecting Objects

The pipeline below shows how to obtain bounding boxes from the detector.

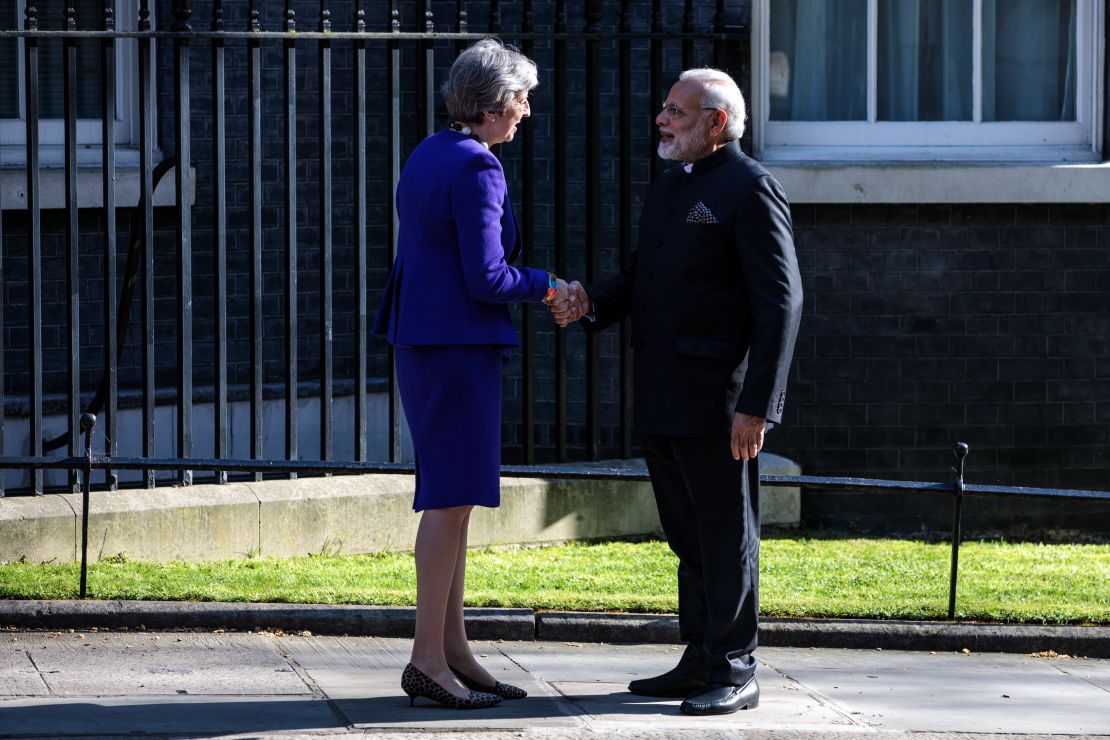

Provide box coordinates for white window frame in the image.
[0,0,146,167]
[752,0,1105,163]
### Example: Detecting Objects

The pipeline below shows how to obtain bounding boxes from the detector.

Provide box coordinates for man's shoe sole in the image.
[679,698,758,716]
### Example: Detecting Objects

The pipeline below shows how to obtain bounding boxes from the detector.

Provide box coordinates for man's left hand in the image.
[731,413,766,461]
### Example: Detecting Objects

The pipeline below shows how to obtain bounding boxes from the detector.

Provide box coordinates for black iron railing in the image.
[3,412,1108,620]
[0,1,741,496]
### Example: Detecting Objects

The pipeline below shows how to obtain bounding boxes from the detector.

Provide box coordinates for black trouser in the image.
[642,434,760,686]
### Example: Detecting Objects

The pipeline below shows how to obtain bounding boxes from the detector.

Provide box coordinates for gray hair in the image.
[443,39,539,124]
[678,68,746,140]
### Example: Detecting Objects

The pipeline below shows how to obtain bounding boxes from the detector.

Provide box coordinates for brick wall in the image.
[770,204,1110,534]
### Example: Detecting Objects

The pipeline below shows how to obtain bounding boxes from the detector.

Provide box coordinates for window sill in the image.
[760,160,1110,204]
[0,162,194,211]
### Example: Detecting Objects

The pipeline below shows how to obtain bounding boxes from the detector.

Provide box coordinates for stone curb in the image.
[2,600,1107,657]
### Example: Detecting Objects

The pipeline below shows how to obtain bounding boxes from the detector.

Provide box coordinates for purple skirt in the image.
[395,345,504,511]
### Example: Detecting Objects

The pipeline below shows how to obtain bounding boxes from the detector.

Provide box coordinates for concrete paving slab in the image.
[551,676,860,734]
[778,649,1110,735]
[495,640,688,685]
[0,641,49,696]
[281,636,582,731]
[1051,656,1110,691]
[0,695,346,736]
[759,646,1051,672]
[15,632,310,696]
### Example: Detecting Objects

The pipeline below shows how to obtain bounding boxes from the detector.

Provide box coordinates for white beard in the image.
[657,124,710,162]
[657,139,679,160]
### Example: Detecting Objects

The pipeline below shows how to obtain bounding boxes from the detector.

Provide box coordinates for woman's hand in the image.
[554,278,569,304]
[550,281,591,327]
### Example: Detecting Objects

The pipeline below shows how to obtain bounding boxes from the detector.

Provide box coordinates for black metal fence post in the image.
[521,0,537,465]
[948,442,970,620]
[553,0,568,461]
[247,1,264,481]
[212,0,228,484]
[24,2,44,496]
[174,0,194,486]
[79,413,96,598]
[101,0,119,491]
[0,133,4,497]
[284,0,299,477]
[64,3,81,494]
[386,0,402,463]
[618,0,634,459]
[319,0,334,464]
[353,0,368,462]
[584,0,603,462]
[138,0,156,490]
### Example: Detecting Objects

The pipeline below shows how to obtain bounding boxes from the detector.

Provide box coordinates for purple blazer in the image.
[372,129,549,347]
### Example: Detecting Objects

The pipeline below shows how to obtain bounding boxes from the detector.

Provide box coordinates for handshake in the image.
[546,279,592,328]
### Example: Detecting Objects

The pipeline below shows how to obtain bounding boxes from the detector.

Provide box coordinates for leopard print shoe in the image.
[401,663,502,709]
[451,665,528,700]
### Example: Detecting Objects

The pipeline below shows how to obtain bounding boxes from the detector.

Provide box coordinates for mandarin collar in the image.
[684,139,741,175]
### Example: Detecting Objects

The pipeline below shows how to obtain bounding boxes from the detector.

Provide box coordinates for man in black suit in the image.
[552,69,802,715]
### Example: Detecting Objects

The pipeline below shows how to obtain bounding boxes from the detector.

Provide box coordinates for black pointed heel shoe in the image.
[400,663,502,709]
[450,665,528,700]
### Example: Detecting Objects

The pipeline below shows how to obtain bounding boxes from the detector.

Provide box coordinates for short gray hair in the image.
[443,39,539,124]
[678,68,746,140]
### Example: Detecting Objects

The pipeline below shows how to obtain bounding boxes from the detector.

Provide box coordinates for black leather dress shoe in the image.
[628,664,708,698]
[679,677,759,715]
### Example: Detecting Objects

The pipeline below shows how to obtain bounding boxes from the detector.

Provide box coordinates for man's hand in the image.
[550,280,591,327]
[730,413,766,461]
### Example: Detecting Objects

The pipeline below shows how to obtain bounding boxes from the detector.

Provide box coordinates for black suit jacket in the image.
[585,139,803,438]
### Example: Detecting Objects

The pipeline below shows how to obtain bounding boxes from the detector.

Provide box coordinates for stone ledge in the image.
[0,454,800,564]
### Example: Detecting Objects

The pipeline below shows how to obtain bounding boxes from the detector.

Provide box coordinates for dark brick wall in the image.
[768,204,1110,534]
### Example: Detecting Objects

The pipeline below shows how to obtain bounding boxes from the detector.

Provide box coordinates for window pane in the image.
[36,0,104,119]
[983,0,1076,121]
[878,0,972,121]
[0,4,17,118]
[769,0,868,121]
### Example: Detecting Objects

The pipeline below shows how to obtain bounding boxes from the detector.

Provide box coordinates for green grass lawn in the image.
[2,536,1108,624]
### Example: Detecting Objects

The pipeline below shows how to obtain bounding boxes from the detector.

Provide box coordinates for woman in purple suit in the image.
[373,40,567,709]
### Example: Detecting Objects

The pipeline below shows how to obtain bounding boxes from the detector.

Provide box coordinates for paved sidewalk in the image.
[1,630,1108,738]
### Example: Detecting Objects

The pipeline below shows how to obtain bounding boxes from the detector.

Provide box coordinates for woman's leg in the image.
[410,505,473,698]
[442,509,498,686]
